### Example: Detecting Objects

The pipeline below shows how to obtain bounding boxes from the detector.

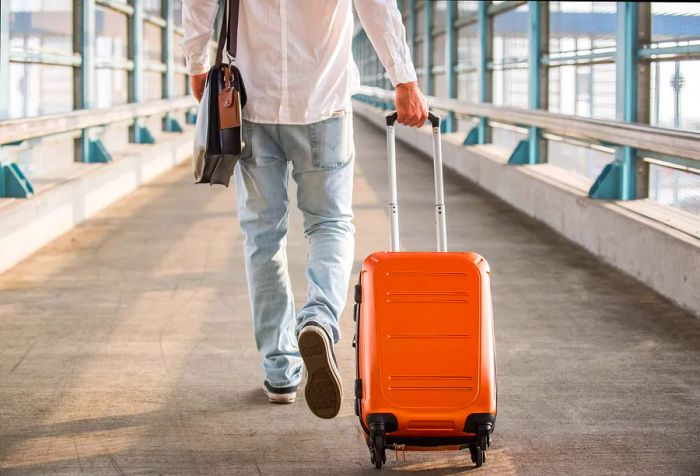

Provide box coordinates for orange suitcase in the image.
[353,111,496,469]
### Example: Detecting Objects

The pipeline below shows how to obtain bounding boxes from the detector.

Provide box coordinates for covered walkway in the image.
[1,117,698,474]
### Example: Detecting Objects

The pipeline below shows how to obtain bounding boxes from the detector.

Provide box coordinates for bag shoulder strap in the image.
[215,0,240,64]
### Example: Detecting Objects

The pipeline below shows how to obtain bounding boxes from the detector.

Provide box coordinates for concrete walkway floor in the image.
[1,116,699,475]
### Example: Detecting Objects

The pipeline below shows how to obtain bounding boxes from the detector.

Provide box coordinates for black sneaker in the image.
[298,323,343,419]
[263,380,297,404]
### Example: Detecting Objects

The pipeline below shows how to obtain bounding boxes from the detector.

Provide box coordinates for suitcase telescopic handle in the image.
[385,110,447,253]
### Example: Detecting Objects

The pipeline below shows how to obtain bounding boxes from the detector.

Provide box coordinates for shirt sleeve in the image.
[354,0,418,87]
[181,0,219,75]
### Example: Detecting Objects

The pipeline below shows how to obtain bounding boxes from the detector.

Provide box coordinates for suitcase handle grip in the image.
[385,110,447,253]
[385,110,441,128]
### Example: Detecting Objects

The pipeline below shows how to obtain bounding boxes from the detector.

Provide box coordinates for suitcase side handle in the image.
[385,110,447,252]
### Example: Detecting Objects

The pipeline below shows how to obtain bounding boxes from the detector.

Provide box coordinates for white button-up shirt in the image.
[181,0,417,124]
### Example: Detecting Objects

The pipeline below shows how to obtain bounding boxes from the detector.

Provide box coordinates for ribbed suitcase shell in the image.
[355,250,496,447]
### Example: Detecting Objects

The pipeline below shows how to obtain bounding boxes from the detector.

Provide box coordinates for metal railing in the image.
[354,85,700,199]
[0,97,195,198]
[0,97,195,146]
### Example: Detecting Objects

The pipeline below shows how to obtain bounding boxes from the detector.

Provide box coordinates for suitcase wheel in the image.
[469,430,490,468]
[370,433,386,469]
[368,426,386,469]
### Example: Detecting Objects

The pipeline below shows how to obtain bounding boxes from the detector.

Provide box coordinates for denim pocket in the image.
[308,114,352,170]
[240,120,253,159]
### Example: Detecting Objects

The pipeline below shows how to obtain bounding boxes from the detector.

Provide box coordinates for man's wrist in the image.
[396,81,418,91]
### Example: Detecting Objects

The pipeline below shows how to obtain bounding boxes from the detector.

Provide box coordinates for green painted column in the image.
[163,0,173,100]
[163,0,183,132]
[130,0,154,143]
[589,1,639,199]
[130,0,143,104]
[445,0,457,133]
[0,0,10,120]
[423,1,433,95]
[75,0,110,162]
[618,1,638,200]
[527,1,548,164]
[477,1,491,144]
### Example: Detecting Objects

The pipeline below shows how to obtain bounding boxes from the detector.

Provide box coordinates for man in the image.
[182,0,427,419]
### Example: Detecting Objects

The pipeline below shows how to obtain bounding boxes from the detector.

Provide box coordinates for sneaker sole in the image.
[264,388,296,404]
[298,327,343,419]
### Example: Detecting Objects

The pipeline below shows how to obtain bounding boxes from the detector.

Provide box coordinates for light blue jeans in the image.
[233,113,355,389]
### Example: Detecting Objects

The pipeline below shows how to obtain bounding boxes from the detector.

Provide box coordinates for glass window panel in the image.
[414,39,423,68]
[651,2,700,43]
[493,6,529,64]
[433,33,446,66]
[650,59,700,132]
[649,164,700,215]
[9,0,73,54]
[547,139,613,181]
[457,72,478,102]
[9,63,73,119]
[144,71,163,100]
[457,24,478,68]
[174,74,187,97]
[173,0,183,28]
[95,6,128,62]
[433,72,447,97]
[7,133,77,184]
[457,1,479,18]
[548,63,615,120]
[491,126,526,152]
[492,67,528,108]
[433,1,447,31]
[144,0,163,18]
[174,33,186,67]
[416,4,425,36]
[96,69,128,107]
[144,23,163,63]
[549,2,616,54]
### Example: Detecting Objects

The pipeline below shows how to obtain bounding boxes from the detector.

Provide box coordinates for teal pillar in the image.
[477,1,491,144]
[445,0,457,133]
[423,2,433,95]
[185,51,196,124]
[130,0,153,143]
[510,1,548,165]
[162,0,183,132]
[589,2,638,199]
[76,0,110,162]
[0,0,10,120]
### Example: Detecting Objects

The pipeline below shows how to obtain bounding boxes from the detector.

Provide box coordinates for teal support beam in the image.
[0,163,34,198]
[0,0,10,120]
[510,1,548,165]
[164,116,184,132]
[129,0,154,144]
[133,125,156,144]
[185,56,196,124]
[423,1,433,96]
[444,0,457,133]
[88,139,112,163]
[477,1,491,144]
[75,0,111,163]
[463,128,480,146]
[590,2,639,200]
[162,0,181,132]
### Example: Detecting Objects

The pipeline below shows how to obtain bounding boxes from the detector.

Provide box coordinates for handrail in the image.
[356,86,700,163]
[0,97,196,145]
